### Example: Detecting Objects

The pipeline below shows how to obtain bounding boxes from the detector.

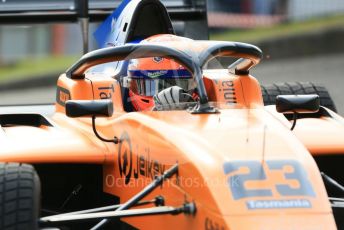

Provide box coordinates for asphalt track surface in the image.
[0,53,343,115]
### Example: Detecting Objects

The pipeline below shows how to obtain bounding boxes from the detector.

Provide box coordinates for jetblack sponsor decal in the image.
[118,132,133,185]
[220,80,237,104]
[223,160,315,209]
[132,148,165,180]
[56,86,71,106]
[118,132,166,185]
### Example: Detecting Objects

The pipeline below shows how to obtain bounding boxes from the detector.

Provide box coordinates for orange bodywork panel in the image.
[100,108,335,229]
[0,73,125,164]
[203,69,263,108]
[0,114,107,164]
[294,116,344,155]
[56,73,124,113]
[55,74,94,113]
[264,105,344,155]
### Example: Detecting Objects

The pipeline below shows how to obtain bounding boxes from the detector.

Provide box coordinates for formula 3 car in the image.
[1,0,344,230]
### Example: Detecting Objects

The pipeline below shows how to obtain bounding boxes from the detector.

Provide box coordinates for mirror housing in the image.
[276,94,320,114]
[66,99,113,118]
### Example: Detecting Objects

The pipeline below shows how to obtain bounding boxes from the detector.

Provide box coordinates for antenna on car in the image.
[75,0,89,54]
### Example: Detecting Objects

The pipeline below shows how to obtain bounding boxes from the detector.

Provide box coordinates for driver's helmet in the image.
[126,35,194,111]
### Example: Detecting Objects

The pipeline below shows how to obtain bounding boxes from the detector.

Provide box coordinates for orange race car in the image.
[1,1,344,230]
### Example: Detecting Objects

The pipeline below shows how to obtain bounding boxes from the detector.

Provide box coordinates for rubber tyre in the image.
[0,163,40,230]
[261,82,337,112]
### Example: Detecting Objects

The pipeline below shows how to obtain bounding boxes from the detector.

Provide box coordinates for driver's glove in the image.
[153,86,194,110]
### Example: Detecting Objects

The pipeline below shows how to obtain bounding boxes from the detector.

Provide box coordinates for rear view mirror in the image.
[276,94,320,131]
[65,99,118,144]
[66,99,113,118]
[276,95,320,114]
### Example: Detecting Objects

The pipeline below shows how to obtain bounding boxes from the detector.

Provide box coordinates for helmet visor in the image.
[128,69,194,97]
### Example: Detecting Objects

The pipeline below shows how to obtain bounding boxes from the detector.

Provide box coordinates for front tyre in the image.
[0,163,40,230]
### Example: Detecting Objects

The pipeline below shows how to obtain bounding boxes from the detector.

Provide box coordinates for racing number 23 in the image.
[223,160,315,200]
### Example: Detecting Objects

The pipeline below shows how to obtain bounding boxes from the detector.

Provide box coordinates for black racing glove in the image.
[153,86,194,110]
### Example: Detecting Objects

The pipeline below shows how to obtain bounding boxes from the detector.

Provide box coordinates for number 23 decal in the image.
[223,160,315,200]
